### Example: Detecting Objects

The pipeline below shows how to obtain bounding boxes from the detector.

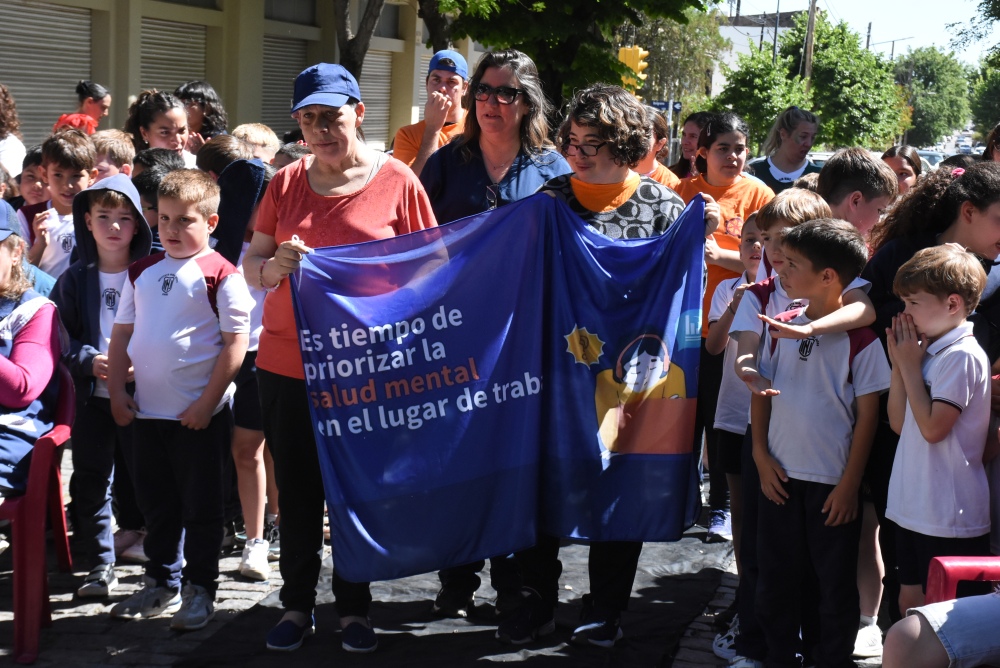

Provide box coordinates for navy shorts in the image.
[895,525,990,589]
[232,351,263,431]
[716,427,745,475]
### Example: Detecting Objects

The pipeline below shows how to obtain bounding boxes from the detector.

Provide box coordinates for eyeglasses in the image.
[473,83,526,105]
[562,141,608,157]
[486,183,500,210]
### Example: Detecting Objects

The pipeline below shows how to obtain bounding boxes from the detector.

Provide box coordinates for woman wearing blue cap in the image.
[242,62,437,654]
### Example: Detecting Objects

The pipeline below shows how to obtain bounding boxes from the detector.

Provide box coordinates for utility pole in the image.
[760,22,765,49]
[803,0,818,88]
[772,0,780,65]
[736,0,741,18]
[866,22,872,50]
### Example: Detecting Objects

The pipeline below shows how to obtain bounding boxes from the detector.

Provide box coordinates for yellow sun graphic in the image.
[565,326,604,366]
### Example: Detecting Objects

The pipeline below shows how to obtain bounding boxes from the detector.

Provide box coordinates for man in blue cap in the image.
[392,49,469,176]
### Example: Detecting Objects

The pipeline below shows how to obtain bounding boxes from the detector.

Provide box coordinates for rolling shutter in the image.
[261,35,307,139]
[140,18,207,93]
[0,1,92,146]
[416,54,431,120]
[358,50,392,150]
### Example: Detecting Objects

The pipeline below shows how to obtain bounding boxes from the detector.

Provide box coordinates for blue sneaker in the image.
[265,614,315,652]
[342,620,378,653]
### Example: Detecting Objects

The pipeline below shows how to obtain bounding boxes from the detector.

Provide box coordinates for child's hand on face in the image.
[822,481,859,526]
[178,398,214,430]
[887,313,925,370]
[186,132,205,154]
[32,210,53,247]
[754,451,789,505]
[758,313,814,340]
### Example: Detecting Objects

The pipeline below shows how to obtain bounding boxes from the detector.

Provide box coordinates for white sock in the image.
[860,614,877,627]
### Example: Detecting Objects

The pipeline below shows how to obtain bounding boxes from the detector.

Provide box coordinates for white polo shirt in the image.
[114,250,253,420]
[710,273,754,435]
[759,307,891,485]
[887,321,991,539]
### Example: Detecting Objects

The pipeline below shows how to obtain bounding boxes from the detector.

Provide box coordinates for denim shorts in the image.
[910,592,1000,668]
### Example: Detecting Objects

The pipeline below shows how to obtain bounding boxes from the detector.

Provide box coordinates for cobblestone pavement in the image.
[0,450,884,667]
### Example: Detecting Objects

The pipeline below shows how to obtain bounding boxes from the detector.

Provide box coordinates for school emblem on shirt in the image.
[798,336,818,360]
[103,288,120,311]
[59,233,74,253]
[159,273,177,296]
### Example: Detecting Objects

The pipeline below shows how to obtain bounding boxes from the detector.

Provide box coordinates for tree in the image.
[416,0,500,53]
[971,64,1000,134]
[893,47,971,147]
[713,43,809,154]
[632,6,731,112]
[777,11,901,148]
[950,0,1000,60]
[332,0,388,79]
[448,0,705,108]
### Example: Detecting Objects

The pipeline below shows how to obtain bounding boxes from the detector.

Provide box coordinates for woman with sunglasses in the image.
[420,49,569,225]
[419,48,569,621]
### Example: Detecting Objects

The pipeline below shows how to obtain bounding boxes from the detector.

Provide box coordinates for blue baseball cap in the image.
[0,200,20,243]
[428,50,468,80]
[291,63,362,114]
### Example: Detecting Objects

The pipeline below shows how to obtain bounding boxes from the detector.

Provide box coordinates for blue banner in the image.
[291,194,705,582]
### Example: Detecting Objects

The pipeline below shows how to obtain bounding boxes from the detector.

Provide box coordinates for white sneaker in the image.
[110,576,181,619]
[113,529,143,557]
[707,510,733,543]
[853,621,883,658]
[239,538,271,581]
[170,584,215,631]
[120,532,149,563]
[713,613,739,660]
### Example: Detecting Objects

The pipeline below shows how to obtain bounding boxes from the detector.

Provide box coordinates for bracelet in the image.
[259,258,281,293]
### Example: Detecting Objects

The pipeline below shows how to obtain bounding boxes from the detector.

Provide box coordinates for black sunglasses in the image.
[474,83,526,105]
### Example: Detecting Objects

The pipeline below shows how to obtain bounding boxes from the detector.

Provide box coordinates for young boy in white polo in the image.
[107,169,253,630]
[885,245,992,615]
[752,219,890,667]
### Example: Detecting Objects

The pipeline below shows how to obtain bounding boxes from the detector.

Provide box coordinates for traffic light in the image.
[617,45,650,94]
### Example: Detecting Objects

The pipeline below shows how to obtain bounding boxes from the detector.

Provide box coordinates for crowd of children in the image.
[0,61,999,666]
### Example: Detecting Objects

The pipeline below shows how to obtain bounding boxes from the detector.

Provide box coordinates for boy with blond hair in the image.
[886,246,991,614]
[232,123,281,164]
[92,130,136,180]
[107,169,253,630]
[753,219,889,666]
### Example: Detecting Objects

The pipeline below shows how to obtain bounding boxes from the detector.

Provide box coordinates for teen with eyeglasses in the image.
[420,49,569,227]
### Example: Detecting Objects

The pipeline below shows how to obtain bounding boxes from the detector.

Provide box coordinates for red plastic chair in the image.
[0,365,75,664]
[925,555,1000,604]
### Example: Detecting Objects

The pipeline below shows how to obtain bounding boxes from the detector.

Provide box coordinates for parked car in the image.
[917,150,947,169]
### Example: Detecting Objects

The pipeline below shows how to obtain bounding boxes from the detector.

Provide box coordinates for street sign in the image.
[672,101,683,112]
[650,100,669,110]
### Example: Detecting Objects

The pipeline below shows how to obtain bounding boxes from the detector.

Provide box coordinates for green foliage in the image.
[893,47,971,147]
[776,12,900,149]
[713,43,809,154]
[633,6,731,113]
[448,0,704,107]
[970,64,1000,134]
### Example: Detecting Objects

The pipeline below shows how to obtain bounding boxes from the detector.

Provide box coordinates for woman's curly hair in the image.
[868,161,1000,253]
[557,84,650,169]
[0,84,21,140]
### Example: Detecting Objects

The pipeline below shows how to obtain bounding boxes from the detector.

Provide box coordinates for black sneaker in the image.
[571,596,622,648]
[495,590,555,645]
[492,586,523,620]
[433,583,475,618]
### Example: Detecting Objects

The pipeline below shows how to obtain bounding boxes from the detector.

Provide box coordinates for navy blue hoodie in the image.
[51,174,152,402]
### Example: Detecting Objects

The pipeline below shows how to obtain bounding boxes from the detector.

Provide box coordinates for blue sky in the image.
[727,0,994,65]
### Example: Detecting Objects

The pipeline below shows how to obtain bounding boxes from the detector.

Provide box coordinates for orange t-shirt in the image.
[647,161,682,192]
[392,119,465,168]
[254,155,438,378]
[675,174,774,336]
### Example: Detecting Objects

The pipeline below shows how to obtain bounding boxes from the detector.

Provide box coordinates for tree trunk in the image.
[331,0,388,81]
[418,0,453,53]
